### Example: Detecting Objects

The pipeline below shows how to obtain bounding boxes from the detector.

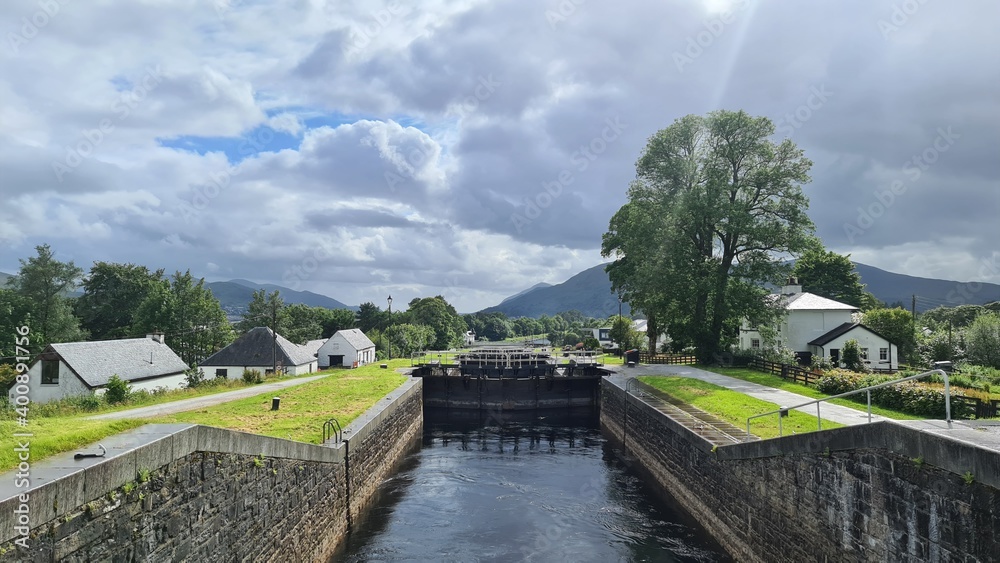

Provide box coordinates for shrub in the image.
[184,364,205,388]
[582,336,601,351]
[242,369,263,384]
[815,368,974,418]
[841,340,868,372]
[104,375,132,404]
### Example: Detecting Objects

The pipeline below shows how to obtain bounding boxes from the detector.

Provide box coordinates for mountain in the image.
[205,280,354,319]
[481,264,631,319]
[852,263,1000,312]
[500,282,552,304]
[481,262,1000,318]
[0,272,11,287]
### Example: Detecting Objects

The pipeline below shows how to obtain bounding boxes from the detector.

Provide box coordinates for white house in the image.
[8,333,189,404]
[199,327,319,378]
[463,331,476,346]
[633,319,668,350]
[317,329,376,368]
[589,327,613,349]
[739,278,898,369]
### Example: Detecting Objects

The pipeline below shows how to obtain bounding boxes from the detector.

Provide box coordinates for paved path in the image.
[607,364,887,426]
[88,374,331,420]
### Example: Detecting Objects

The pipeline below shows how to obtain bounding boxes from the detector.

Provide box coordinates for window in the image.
[751,338,760,349]
[41,360,59,384]
[861,348,869,360]
[215,368,228,378]
[879,348,888,361]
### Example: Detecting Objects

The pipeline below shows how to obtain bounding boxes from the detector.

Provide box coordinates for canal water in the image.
[333,408,731,562]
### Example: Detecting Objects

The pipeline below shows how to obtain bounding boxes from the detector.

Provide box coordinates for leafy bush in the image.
[184,364,205,388]
[816,369,973,418]
[242,369,263,384]
[582,336,601,351]
[104,375,132,404]
[841,340,868,372]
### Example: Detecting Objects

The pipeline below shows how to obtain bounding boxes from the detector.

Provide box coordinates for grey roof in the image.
[767,292,858,311]
[334,329,375,350]
[301,339,325,358]
[808,322,895,347]
[46,338,188,388]
[200,327,317,367]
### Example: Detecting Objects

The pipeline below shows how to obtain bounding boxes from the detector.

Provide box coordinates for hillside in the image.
[500,282,552,304]
[481,262,1000,318]
[481,264,632,318]
[206,280,353,319]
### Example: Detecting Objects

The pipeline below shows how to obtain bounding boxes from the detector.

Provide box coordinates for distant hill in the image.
[0,272,11,287]
[481,264,631,319]
[500,282,552,304]
[852,263,1000,312]
[206,280,354,319]
[481,262,1000,318]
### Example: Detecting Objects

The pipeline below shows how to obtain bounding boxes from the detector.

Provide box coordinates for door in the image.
[329,355,344,367]
[830,349,839,366]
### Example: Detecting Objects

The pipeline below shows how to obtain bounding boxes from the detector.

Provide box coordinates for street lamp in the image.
[617,294,623,357]
[387,295,393,360]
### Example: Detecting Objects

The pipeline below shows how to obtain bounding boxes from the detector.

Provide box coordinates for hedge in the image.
[816,369,974,418]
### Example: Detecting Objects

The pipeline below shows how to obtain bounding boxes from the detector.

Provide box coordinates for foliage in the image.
[283,303,323,344]
[184,364,205,388]
[582,336,601,350]
[317,308,357,338]
[840,340,868,372]
[104,375,132,404]
[383,323,436,357]
[920,304,985,331]
[6,244,87,350]
[404,296,466,350]
[862,307,917,364]
[964,312,1000,369]
[242,368,264,384]
[0,289,35,362]
[792,249,871,309]
[815,369,974,418]
[237,289,287,335]
[75,262,164,340]
[602,110,816,363]
[130,271,234,366]
[355,302,388,333]
[917,330,961,366]
[609,316,641,352]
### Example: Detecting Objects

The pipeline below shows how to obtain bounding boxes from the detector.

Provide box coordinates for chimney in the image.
[780,276,802,295]
[147,331,165,344]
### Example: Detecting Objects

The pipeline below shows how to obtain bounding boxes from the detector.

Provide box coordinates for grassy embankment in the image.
[698,366,924,420]
[0,362,408,472]
[638,376,845,439]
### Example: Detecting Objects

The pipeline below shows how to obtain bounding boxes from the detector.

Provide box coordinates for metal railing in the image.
[322,417,343,444]
[745,369,951,439]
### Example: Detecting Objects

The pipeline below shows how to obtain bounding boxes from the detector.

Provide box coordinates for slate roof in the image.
[767,292,858,311]
[807,322,894,347]
[334,328,375,350]
[200,327,317,367]
[46,338,188,388]
[301,339,325,358]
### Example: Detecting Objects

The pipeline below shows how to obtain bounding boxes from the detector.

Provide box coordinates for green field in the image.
[638,376,845,439]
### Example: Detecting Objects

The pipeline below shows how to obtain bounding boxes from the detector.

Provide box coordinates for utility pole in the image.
[272,299,277,376]
[911,294,916,323]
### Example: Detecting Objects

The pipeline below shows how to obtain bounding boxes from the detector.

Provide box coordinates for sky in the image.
[1,0,998,313]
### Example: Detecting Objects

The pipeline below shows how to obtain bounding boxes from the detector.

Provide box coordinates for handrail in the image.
[322,417,343,444]
[745,369,951,439]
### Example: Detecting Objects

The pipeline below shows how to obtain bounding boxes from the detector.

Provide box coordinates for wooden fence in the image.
[638,353,698,365]
[747,357,822,386]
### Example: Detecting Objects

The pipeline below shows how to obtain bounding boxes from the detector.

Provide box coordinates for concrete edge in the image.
[603,376,716,454]
[342,377,422,447]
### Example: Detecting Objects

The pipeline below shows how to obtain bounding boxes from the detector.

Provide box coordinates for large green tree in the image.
[284,303,323,344]
[131,271,233,365]
[964,312,1000,368]
[356,302,387,333]
[7,244,86,348]
[316,307,357,338]
[603,110,816,362]
[862,307,917,364]
[75,262,164,340]
[237,289,287,335]
[0,289,33,361]
[792,249,872,308]
[406,296,465,350]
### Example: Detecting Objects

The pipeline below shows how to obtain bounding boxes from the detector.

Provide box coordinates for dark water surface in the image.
[333,408,732,562]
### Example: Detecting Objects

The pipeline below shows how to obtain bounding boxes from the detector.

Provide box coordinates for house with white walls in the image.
[317,329,376,368]
[739,278,898,369]
[199,327,319,378]
[8,332,189,404]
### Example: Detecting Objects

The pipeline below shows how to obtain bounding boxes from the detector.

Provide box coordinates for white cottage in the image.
[199,327,319,378]
[317,329,376,368]
[8,333,189,404]
[740,278,898,369]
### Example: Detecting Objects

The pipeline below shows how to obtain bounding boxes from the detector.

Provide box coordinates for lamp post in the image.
[618,294,623,357]
[387,295,393,360]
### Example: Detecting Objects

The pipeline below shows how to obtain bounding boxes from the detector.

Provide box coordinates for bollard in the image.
[271,397,280,411]
[778,406,789,417]
[380,363,388,369]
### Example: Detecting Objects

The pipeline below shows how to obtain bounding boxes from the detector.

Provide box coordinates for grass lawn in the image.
[151,360,409,444]
[638,376,845,439]
[0,417,148,473]
[698,366,924,421]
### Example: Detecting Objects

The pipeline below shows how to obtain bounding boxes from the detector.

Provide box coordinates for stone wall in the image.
[0,378,423,562]
[601,378,1000,563]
